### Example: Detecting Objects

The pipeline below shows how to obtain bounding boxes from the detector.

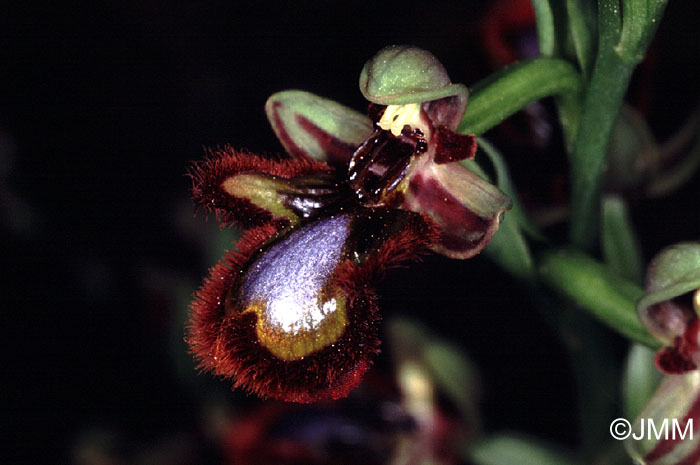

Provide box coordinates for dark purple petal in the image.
[432,126,477,164]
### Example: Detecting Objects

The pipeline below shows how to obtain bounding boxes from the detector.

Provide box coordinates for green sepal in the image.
[359,45,469,107]
[265,90,372,165]
[637,242,700,316]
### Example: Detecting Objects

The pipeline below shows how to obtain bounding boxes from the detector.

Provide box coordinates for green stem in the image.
[569,0,625,250]
[569,0,667,250]
[460,58,583,136]
[538,248,660,348]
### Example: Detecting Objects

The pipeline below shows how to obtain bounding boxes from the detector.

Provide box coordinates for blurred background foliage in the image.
[2,1,699,464]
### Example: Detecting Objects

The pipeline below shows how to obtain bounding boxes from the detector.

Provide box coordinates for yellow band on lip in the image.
[243,292,348,361]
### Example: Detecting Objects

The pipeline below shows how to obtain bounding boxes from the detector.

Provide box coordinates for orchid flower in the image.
[187,46,511,402]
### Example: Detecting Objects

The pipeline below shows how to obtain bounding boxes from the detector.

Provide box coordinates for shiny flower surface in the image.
[187,46,511,402]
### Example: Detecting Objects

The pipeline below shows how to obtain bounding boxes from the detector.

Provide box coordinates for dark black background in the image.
[3,1,699,463]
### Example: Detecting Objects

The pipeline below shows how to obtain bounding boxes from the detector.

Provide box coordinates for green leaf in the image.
[476,138,542,240]
[622,344,662,420]
[484,213,536,283]
[601,195,643,284]
[538,248,660,348]
[531,0,556,57]
[563,310,621,457]
[467,434,580,465]
[459,58,583,136]
[565,0,597,79]
[615,0,669,64]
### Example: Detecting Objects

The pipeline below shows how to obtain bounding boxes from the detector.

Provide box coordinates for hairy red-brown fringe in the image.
[334,212,441,291]
[186,222,281,373]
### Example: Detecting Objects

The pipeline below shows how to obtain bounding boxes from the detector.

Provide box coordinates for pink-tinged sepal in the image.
[187,209,439,403]
[403,157,512,259]
[638,242,700,375]
[190,147,341,228]
[265,90,373,167]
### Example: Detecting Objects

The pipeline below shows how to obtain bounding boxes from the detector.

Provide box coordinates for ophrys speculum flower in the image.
[187,45,511,402]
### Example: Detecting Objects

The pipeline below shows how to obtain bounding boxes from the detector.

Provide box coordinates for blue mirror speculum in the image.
[187,46,511,402]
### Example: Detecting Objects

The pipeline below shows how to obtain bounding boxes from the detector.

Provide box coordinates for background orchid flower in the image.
[187,46,511,403]
[638,242,700,374]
